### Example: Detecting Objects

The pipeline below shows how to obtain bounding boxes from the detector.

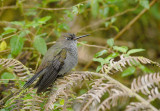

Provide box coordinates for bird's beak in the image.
[74,34,90,40]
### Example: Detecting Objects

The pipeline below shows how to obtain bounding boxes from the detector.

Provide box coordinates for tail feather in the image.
[36,72,58,93]
[35,56,63,93]
[23,70,45,89]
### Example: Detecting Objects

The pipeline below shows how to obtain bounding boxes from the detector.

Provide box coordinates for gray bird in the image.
[23,33,89,93]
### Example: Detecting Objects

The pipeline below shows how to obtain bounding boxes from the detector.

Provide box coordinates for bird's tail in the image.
[23,69,45,89]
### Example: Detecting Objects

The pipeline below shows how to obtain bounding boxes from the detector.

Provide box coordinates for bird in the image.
[23,33,89,93]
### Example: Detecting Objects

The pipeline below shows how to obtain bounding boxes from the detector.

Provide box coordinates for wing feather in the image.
[35,48,67,93]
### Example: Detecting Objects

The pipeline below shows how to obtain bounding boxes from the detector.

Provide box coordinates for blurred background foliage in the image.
[0,0,160,108]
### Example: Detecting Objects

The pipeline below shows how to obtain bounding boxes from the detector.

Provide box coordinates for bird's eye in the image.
[66,37,70,40]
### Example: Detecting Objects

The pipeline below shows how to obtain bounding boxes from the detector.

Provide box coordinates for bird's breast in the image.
[58,45,78,75]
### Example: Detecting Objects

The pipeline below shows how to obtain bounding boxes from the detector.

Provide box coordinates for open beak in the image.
[74,34,90,40]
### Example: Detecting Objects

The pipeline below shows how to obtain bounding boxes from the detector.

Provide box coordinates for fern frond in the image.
[131,73,160,95]
[125,102,151,111]
[76,82,114,111]
[98,89,128,111]
[73,75,130,111]
[148,87,160,102]
[7,88,43,111]
[0,58,34,79]
[90,78,104,88]
[44,72,92,111]
[102,56,160,74]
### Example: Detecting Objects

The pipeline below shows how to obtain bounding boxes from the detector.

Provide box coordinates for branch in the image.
[77,6,138,33]
[114,0,157,40]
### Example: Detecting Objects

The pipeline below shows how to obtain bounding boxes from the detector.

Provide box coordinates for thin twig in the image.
[0,79,25,81]
[0,6,17,10]
[0,5,69,10]
[46,41,56,45]
[0,31,20,42]
[37,7,71,11]
[0,49,10,54]
[114,0,157,40]
[78,42,106,49]
[0,1,88,11]
[77,6,138,33]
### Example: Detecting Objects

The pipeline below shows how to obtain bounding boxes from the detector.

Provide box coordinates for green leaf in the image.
[107,38,114,47]
[93,58,104,63]
[105,22,110,27]
[91,0,99,17]
[93,58,105,65]
[103,7,109,17]
[38,16,51,24]
[79,89,87,95]
[36,33,47,38]
[113,46,128,53]
[0,41,7,51]
[58,23,69,31]
[111,17,117,23]
[94,50,107,57]
[96,65,102,72]
[67,108,74,111]
[127,49,145,55]
[11,21,25,26]
[93,53,119,67]
[59,99,64,105]
[2,27,17,36]
[10,35,25,56]
[112,26,119,32]
[1,72,15,83]
[104,52,119,63]
[18,81,26,88]
[150,4,160,20]
[77,41,87,47]
[33,36,47,55]
[139,0,150,9]
[121,66,136,77]
[72,6,79,15]
[139,65,153,73]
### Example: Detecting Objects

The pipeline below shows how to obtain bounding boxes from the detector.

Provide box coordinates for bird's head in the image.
[57,33,89,47]
[64,33,89,41]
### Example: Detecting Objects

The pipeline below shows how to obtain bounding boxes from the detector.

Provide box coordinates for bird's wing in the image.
[36,45,62,73]
[35,48,67,93]
[23,46,64,90]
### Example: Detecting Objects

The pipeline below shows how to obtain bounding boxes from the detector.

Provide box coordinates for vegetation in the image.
[0,0,160,111]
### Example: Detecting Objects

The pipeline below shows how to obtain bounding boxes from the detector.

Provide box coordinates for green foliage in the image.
[94,38,147,73]
[72,6,79,15]
[127,49,145,55]
[113,46,128,53]
[33,36,47,55]
[94,50,108,57]
[2,27,17,36]
[0,41,7,51]
[38,16,51,24]
[107,38,114,47]
[93,52,119,72]
[139,0,150,9]
[0,0,159,110]
[10,36,25,56]
[0,72,15,83]
[121,66,136,77]
[77,41,87,47]
[139,64,153,73]
[91,0,99,17]
[150,4,160,20]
